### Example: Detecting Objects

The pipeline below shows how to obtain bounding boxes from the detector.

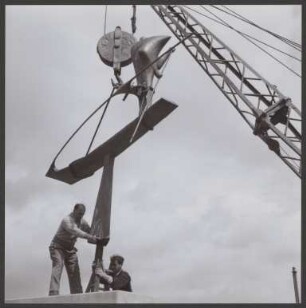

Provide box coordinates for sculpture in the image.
[46,25,178,293]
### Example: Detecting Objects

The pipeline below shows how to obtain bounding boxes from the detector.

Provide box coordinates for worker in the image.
[48,203,99,296]
[95,254,132,292]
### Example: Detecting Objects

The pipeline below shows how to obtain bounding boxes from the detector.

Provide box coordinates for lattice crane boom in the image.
[151,5,301,178]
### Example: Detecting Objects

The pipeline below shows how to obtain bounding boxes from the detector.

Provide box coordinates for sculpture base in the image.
[6,290,157,303]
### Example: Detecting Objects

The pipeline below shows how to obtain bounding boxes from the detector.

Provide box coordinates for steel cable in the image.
[184,6,300,62]
[184,5,301,78]
[217,5,301,51]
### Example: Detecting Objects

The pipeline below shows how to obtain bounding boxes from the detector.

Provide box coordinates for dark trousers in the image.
[49,245,83,295]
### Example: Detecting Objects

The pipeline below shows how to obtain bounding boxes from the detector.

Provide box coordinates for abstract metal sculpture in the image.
[46,25,177,292]
[115,36,171,114]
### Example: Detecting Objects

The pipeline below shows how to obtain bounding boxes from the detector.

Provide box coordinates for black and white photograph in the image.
[4,3,302,304]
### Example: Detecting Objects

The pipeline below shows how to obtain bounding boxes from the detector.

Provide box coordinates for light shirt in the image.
[51,213,91,250]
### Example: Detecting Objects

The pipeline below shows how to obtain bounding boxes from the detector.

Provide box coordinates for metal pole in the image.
[292,267,300,303]
[85,244,104,292]
[93,244,104,291]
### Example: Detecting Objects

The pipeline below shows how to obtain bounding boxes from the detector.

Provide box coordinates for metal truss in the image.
[152,5,301,178]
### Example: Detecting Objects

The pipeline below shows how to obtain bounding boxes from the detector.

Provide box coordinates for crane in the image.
[151,5,301,178]
[44,5,301,297]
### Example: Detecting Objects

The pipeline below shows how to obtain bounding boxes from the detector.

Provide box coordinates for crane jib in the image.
[151,5,301,178]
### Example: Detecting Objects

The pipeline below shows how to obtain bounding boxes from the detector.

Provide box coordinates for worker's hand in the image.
[105,269,114,275]
[95,237,106,245]
[92,259,104,271]
[87,235,108,245]
[87,235,99,244]
[95,268,113,284]
[95,267,104,277]
[97,238,110,246]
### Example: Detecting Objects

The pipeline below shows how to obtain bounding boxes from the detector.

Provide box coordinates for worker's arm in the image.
[95,267,113,284]
[80,219,91,233]
[62,217,94,240]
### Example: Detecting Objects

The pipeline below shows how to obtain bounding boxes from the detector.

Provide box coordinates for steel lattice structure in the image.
[152,5,301,178]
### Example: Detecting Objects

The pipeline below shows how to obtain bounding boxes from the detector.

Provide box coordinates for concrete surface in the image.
[5,290,158,303]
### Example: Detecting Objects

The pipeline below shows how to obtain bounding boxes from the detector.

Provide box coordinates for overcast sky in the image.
[5,4,301,303]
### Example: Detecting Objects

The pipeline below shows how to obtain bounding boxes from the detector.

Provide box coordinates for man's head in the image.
[109,255,124,274]
[73,203,86,221]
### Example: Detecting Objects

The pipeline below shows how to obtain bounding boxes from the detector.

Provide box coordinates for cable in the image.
[104,5,108,35]
[216,5,301,51]
[221,5,301,50]
[183,6,300,62]
[194,5,301,77]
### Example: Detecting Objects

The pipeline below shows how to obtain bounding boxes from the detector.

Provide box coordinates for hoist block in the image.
[46,98,178,184]
[97,27,136,68]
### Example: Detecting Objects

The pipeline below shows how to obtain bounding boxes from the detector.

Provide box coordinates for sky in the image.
[5,4,301,303]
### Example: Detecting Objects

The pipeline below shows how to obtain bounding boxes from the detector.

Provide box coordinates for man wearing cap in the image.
[48,203,99,296]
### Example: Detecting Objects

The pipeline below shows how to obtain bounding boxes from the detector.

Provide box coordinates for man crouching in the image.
[95,255,132,292]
